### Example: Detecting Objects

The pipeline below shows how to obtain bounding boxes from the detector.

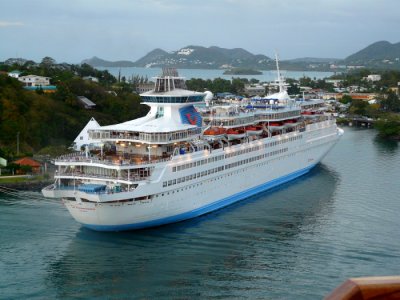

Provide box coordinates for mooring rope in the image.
[0,185,46,200]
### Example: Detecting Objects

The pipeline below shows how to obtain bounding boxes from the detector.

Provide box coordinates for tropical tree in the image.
[40,56,56,67]
[375,115,400,139]
[380,91,400,112]
[340,95,353,104]
[349,99,368,115]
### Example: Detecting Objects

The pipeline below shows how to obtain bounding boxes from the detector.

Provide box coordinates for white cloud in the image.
[0,21,24,27]
[0,0,399,62]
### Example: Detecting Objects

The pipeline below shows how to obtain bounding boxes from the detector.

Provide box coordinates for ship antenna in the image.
[275,52,284,93]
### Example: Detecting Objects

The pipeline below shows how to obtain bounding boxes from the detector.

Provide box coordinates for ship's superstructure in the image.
[42,67,343,231]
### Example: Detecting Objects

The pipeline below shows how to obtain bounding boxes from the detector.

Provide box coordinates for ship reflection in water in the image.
[46,164,339,299]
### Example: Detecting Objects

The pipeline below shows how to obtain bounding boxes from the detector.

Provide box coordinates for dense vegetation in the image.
[0,58,148,159]
[344,41,400,70]
[186,77,259,95]
[330,69,400,91]
[223,68,262,75]
[332,69,400,139]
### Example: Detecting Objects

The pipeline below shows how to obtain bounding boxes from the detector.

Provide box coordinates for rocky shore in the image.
[0,180,53,192]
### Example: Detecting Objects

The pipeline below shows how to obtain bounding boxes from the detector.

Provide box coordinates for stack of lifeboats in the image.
[203,123,269,141]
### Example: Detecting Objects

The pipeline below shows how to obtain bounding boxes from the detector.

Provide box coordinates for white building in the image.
[18,75,50,86]
[366,74,381,82]
[325,79,343,87]
[244,84,265,96]
[83,76,99,83]
[72,117,100,151]
[8,70,22,78]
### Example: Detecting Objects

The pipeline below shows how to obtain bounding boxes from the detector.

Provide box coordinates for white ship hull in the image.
[60,122,342,231]
[42,67,343,232]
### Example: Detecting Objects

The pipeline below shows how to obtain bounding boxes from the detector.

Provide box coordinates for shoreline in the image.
[0,179,53,192]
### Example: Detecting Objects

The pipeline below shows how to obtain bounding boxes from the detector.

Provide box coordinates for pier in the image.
[338,117,375,128]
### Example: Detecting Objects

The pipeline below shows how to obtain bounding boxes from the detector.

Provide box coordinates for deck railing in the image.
[55,172,147,182]
[56,153,171,167]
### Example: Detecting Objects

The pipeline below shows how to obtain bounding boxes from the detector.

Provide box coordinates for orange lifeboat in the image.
[284,119,299,127]
[267,122,285,131]
[203,127,226,140]
[301,110,314,115]
[268,122,283,126]
[226,128,246,140]
[245,125,263,136]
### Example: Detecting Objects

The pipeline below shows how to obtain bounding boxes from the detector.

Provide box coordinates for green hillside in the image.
[0,61,148,157]
[345,41,400,62]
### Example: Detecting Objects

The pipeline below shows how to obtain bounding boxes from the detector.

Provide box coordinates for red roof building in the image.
[13,157,41,174]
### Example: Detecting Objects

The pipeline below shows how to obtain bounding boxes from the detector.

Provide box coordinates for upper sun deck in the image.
[200,104,301,127]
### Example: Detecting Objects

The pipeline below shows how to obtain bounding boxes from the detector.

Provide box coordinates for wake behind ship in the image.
[42,67,343,231]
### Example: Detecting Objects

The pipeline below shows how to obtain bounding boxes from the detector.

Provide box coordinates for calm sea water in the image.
[98,67,333,81]
[1,128,400,299]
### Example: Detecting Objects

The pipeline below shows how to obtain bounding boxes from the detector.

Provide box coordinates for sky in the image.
[1,0,399,63]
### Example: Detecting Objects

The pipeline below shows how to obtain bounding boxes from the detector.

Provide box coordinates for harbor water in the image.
[98,67,334,81]
[1,128,400,299]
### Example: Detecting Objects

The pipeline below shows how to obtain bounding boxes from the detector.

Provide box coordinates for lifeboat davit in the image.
[301,110,315,115]
[226,128,246,140]
[245,125,263,136]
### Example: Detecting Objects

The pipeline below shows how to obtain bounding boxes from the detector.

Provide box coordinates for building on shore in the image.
[13,157,42,174]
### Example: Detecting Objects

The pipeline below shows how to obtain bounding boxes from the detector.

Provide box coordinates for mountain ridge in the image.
[345,41,400,62]
[80,41,400,70]
[81,56,136,67]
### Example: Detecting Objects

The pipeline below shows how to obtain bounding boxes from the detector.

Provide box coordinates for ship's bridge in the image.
[141,90,205,104]
[140,68,205,105]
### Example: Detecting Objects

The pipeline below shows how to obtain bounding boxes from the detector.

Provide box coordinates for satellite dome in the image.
[204,91,213,101]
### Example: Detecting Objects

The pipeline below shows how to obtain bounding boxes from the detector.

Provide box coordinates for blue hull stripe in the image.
[83,164,316,231]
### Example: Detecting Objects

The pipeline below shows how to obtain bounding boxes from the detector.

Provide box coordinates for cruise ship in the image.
[42,67,343,231]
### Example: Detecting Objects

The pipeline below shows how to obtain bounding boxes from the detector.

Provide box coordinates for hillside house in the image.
[18,75,50,87]
[77,96,96,109]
